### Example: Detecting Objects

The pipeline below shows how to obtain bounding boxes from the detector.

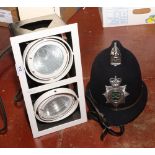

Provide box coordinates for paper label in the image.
[0,9,13,23]
[103,8,129,26]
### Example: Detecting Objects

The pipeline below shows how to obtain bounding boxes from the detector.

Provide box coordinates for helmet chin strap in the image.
[86,89,125,141]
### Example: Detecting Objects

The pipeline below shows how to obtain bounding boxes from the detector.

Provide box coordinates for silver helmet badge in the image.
[103,76,129,108]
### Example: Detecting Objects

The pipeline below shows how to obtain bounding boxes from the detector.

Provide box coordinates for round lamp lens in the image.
[33,45,64,75]
[43,96,71,119]
[34,88,79,122]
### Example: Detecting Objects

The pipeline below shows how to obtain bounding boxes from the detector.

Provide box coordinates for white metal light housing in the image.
[10,16,87,138]
[23,36,73,83]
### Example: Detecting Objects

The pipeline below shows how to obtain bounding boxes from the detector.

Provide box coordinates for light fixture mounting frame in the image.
[10,19,87,138]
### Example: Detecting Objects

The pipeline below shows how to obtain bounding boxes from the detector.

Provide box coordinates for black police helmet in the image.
[86,40,148,126]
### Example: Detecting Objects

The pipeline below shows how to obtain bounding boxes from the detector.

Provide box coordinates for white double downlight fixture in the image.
[23,36,73,83]
[10,14,87,137]
[23,36,77,123]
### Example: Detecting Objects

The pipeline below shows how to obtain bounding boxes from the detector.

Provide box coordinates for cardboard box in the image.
[18,7,79,22]
[0,7,19,27]
[60,7,80,22]
[101,7,155,27]
[0,7,79,27]
[18,7,60,20]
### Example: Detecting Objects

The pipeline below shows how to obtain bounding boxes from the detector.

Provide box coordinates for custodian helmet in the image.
[86,40,148,139]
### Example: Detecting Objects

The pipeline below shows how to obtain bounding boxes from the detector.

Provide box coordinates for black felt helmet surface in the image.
[86,40,148,126]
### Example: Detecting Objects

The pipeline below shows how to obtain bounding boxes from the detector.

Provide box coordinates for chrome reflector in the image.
[33,45,64,75]
[34,88,79,122]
